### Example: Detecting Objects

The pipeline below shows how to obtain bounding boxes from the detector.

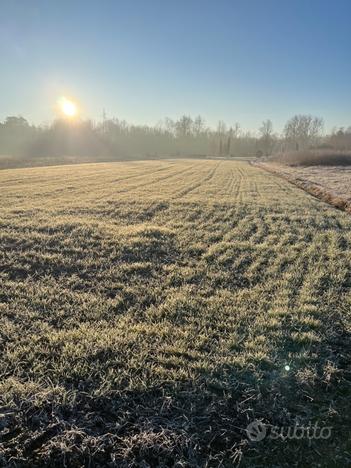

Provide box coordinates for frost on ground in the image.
[257,162,351,213]
[0,160,350,466]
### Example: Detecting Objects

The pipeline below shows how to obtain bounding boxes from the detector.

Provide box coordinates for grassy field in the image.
[258,162,351,214]
[0,160,350,466]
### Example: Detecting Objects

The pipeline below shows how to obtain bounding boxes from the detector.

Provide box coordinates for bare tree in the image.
[175,115,193,138]
[163,117,175,136]
[259,119,274,156]
[284,115,324,151]
[193,115,206,136]
[216,120,227,155]
[329,127,351,150]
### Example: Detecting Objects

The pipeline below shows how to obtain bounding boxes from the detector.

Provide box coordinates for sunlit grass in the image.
[0,160,350,465]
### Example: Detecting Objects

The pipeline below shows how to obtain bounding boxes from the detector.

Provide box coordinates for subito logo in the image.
[246,420,267,442]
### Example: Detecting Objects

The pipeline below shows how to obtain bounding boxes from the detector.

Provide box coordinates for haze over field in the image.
[1,1,351,466]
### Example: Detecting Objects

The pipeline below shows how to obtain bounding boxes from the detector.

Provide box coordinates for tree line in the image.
[0,114,350,160]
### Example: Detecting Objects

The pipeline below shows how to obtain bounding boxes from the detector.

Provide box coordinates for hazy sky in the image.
[1,0,350,131]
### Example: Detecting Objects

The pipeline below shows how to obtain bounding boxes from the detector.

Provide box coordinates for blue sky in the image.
[1,0,350,132]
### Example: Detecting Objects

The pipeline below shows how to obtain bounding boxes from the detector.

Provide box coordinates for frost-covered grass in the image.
[0,160,350,466]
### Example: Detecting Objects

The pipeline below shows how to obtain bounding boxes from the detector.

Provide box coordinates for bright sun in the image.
[59,97,78,118]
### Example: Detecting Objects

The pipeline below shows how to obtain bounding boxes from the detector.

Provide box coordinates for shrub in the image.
[271,149,351,166]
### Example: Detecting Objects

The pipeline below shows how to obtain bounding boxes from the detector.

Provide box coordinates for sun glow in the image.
[59,97,78,118]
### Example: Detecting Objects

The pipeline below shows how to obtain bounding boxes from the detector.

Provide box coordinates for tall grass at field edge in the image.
[270,149,351,166]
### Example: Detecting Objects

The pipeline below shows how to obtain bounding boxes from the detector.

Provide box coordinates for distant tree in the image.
[4,116,30,128]
[175,116,193,137]
[328,126,351,150]
[227,123,241,155]
[163,117,175,136]
[193,115,206,136]
[219,139,225,156]
[259,119,274,156]
[217,120,227,135]
[216,121,227,156]
[284,115,324,151]
[226,135,231,155]
[0,116,35,156]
